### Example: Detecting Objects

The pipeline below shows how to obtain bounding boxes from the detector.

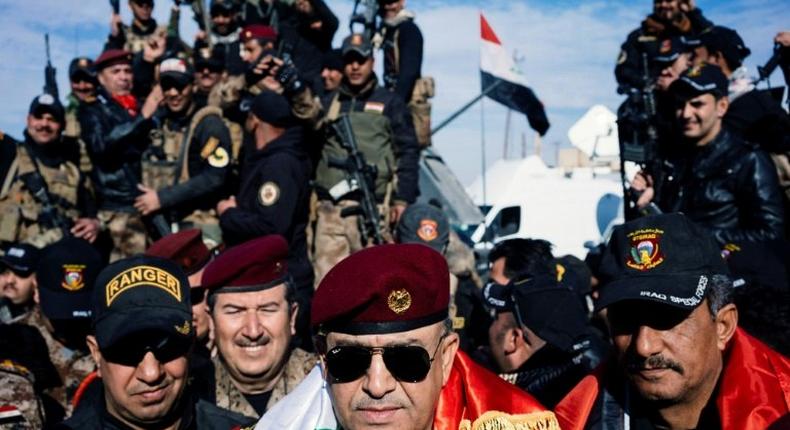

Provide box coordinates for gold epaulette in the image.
[459,410,561,430]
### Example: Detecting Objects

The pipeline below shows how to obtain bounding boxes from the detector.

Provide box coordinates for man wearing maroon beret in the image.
[194,235,316,419]
[255,243,558,430]
[78,43,166,262]
[208,24,279,110]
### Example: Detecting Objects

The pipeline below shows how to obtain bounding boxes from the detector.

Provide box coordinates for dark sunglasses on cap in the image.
[101,330,192,367]
[160,78,190,93]
[324,334,446,383]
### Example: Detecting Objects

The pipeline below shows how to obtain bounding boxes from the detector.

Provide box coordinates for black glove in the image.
[276,59,304,95]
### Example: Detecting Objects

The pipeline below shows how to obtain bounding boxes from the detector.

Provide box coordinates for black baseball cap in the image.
[700,26,751,68]
[341,33,373,58]
[595,213,729,312]
[396,203,450,253]
[68,56,95,81]
[322,49,344,72]
[194,46,225,72]
[210,0,237,15]
[37,237,102,321]
[247,90,297,128]
[0,243,40,276]
[92,256,193,351]
[29,93,65,125]
[669,63,729,99]
[652,35,697,64]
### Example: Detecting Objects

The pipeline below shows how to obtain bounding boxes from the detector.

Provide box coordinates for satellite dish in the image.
[567,105,620,159]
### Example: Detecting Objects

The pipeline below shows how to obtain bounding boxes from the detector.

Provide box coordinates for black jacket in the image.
[219,126,313,288]
[154,108,232,218]
[656,129,785,244]
[382,17,424,103]
[615,9,712,92]
[57,384,253,430]
[78,89,154,211]
[725,88,790,154]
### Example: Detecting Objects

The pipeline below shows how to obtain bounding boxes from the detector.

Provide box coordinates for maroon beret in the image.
[145,229,211,277]
[201,235,289,294]
[240,24,278,43]
[312,244,450,335]
[94,49,133,70]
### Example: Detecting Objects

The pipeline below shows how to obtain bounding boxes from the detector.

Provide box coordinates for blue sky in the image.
[0,0,787,185]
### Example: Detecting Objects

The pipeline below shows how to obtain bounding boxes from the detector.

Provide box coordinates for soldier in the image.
[277,0,339,92]
[145,229,214,355]
[632,65,785,244]
[255,244,558,429]
[377,0,433,147]
[556,214,790,429]
[0,324,61,428]
[616,0,713,93]
[216,91,312,312]
[198,0,244,76]
[64,57,97,140]
[106,0,179,55]
[208,24,279,112]
[268,33,420,283]
[0,94,100,249]
[79,48,164,261]
[0,244,40,323]
[16,237,101,417]
[319,48,343,94]
[193,47,226,111]
[197,235,316,419]
[134,57,233,246]
[59,255,254,428]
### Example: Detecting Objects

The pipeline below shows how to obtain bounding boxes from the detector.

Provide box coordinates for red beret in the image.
[312,244,450,335]
[94,49,133,70]
[145,229,211,278]
[240,24,278,43]
[201,235,289,294]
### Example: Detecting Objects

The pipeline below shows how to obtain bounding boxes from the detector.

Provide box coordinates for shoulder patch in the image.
[200,137,220,159]
[258,182,280,206]
[207,147,229,168]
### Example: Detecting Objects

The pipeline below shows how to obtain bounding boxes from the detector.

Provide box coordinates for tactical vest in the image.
[143,106,237,189]
[0,144,80,246]
[315,95,396,201]
[123,24,167,54]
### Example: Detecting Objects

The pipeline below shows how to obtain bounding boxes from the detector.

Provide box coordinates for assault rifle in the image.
[350,0,378,40]
[329,114,383,246]
[43,34,59,99]
[19,141,72,237]
[110,0,120,14]
[616,52,663,219]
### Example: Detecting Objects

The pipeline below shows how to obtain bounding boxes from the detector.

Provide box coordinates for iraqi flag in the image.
[480,14,550,136]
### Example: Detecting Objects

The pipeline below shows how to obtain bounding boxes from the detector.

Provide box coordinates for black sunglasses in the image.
[324,334,446,383]
[102,331,192,367]
[160,78,190,93]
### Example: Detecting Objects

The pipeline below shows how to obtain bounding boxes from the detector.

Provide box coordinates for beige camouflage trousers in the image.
[312,200,392,286]
[98,210,147,262]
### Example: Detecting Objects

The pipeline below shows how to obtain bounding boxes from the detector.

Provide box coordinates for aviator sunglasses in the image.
[324,334,446,383]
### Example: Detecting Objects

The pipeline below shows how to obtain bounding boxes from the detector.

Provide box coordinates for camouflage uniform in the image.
[213,348,317,418]
[97,210,147,263]
[16,308,95,416]
[0,360,44,429]
[0,140,87,249]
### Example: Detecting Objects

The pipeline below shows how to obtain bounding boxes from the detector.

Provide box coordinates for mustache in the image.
[352,396,407,411]
[235,336,270,347]
[34,126,55,134]
[626,354,684,374]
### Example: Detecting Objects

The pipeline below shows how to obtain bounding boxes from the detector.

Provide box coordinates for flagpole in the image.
[481,93,487,207]
[430,80,502,137]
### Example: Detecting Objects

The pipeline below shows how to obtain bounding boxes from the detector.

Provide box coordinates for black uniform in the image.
[151,110,233,219]
[58,386,253,429]
[381,14,424,103]
[725,88,790,154]
[615,9,712,92]
[219,125,312,288]
[655,129,785,244]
